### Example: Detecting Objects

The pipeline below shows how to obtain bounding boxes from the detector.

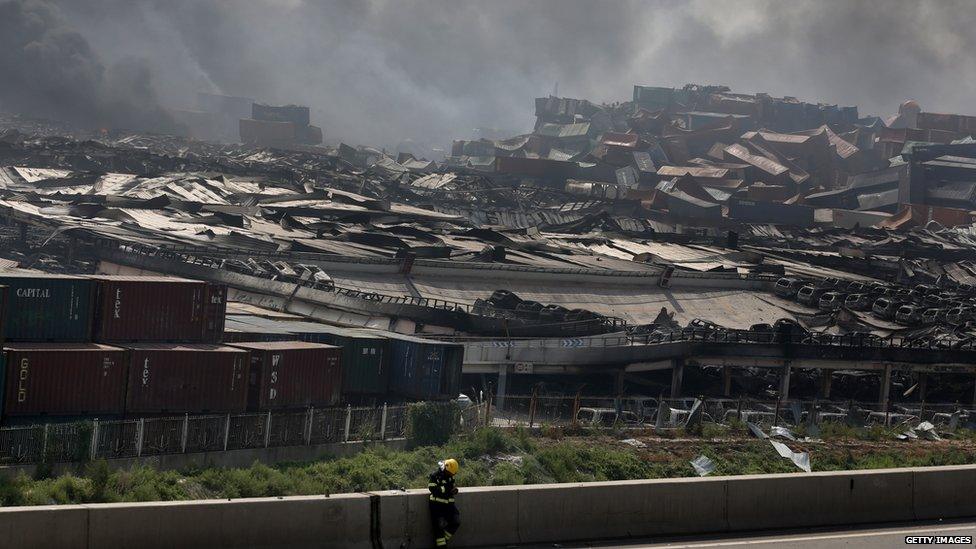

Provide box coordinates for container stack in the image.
[0,272,462,425]
[239,103,323,147]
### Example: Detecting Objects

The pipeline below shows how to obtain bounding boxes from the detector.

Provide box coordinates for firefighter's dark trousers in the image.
[429,501,460,546]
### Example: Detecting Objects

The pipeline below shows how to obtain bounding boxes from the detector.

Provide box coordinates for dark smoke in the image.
[9,1,976,147]
[0,0,175,131]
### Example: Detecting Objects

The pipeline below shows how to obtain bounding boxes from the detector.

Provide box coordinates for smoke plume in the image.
[6,0,976,148]
[0,0,174,131]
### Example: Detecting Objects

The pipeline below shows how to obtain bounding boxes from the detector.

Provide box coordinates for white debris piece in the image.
[747,421,768,439]
[620,438,646,448]
[690,455,716,477]
[770,426,797,441]
[770,440,811,473]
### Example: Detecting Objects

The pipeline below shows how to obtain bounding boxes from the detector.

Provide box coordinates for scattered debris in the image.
[770,440,812,473]
[620,438,646,449]
[690,455,717,477]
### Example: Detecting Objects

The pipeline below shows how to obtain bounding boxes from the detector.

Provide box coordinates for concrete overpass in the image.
[460,334,976,407]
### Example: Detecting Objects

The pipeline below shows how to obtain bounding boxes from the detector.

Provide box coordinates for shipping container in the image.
[0,273,94,342]
[385,333,463,401]
[90,276,223,343]
[229,341,342,410]
[227,316,390,397]
[239,118,296,145]
[0,285,6,346]
[3,343,127,416]
[124,344,249,414]
[251,103,310,126]
[728,200,815,226]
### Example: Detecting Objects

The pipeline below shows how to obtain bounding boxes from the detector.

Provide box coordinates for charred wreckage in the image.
[2,84,976,411]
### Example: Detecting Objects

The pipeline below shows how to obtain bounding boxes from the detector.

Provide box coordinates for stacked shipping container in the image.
[0,273,94,341]
[90,276,224,343]
[3,343,128,417]
[124,344,249,414]
[229,341,343,410]
[0,272,464,422]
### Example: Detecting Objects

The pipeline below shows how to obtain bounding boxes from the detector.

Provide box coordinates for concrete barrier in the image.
[726,468,915,531]
[4,465,976,548]
[913,464,976,520]
[0,505,88,549]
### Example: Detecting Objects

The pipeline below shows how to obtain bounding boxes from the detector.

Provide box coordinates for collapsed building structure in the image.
[1,82,976,409]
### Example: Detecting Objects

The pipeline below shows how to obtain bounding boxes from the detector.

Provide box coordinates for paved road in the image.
[505,519,976,548]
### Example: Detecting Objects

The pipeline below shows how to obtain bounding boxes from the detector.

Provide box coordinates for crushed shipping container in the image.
[124,344,250,414]
[3,343,127,417]
[0,273,94,342]
[229,341,343,410]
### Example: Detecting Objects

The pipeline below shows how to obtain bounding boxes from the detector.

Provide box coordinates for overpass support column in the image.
[496,364,508,411]
[820,370,832,399]
[670,359,684,399]
[722,366,732,397]
[879,364,893,409]
[779,361,792,402]
[972,374,976,407]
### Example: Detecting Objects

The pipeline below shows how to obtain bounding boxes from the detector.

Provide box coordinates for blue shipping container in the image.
[0,274,94,341]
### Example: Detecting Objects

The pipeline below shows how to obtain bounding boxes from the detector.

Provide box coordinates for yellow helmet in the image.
[442,458,459,476]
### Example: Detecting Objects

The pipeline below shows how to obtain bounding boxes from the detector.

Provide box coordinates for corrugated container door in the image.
[0,285,7,346]
[0,275,94,342]
[423,344,444,399]
[201,283,228,343]
[440,346,463,399]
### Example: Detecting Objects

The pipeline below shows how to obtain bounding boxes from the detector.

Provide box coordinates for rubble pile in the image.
[0,82,975,341]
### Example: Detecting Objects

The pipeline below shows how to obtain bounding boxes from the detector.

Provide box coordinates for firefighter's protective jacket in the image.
[428,469,456,504]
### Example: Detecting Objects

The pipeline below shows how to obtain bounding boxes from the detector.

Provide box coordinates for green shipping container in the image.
[0,274,94,342]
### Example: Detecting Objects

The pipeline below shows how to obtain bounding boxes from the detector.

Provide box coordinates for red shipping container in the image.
[124,344,249,414]
[229,341,342,410]
[4,343,127,416]
[91,276,226,343]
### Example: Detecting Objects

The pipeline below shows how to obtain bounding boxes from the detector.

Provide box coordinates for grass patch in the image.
[3,426,975,506]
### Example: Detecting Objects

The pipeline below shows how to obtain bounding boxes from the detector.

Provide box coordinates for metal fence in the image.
[489,394,976,432]
[0,404,414,465]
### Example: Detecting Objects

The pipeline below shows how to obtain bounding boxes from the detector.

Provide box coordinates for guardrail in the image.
[97,239,631,332]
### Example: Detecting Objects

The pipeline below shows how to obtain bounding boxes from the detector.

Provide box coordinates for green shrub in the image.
[407,402,460,447]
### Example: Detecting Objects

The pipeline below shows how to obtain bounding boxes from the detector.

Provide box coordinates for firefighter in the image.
[428,458,460,547]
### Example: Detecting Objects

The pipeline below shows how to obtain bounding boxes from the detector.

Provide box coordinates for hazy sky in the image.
[3,0,976,148]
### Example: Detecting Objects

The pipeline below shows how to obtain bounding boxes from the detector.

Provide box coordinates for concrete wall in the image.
[5,465,976,548]
[0,439,407,480]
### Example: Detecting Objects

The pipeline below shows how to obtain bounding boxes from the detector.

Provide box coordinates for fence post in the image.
[90,420,99,461]
[223,414,231,451]
[136,418,145,457]
[528,388,538,428]
[181,414,189,453]
[380,403,388,441]
[305,407,314,446]
[264,411,272,448]
[42,424,49,458]
[344,405,352,443]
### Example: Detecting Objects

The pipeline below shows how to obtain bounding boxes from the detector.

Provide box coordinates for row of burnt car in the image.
[775,277,976,327]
